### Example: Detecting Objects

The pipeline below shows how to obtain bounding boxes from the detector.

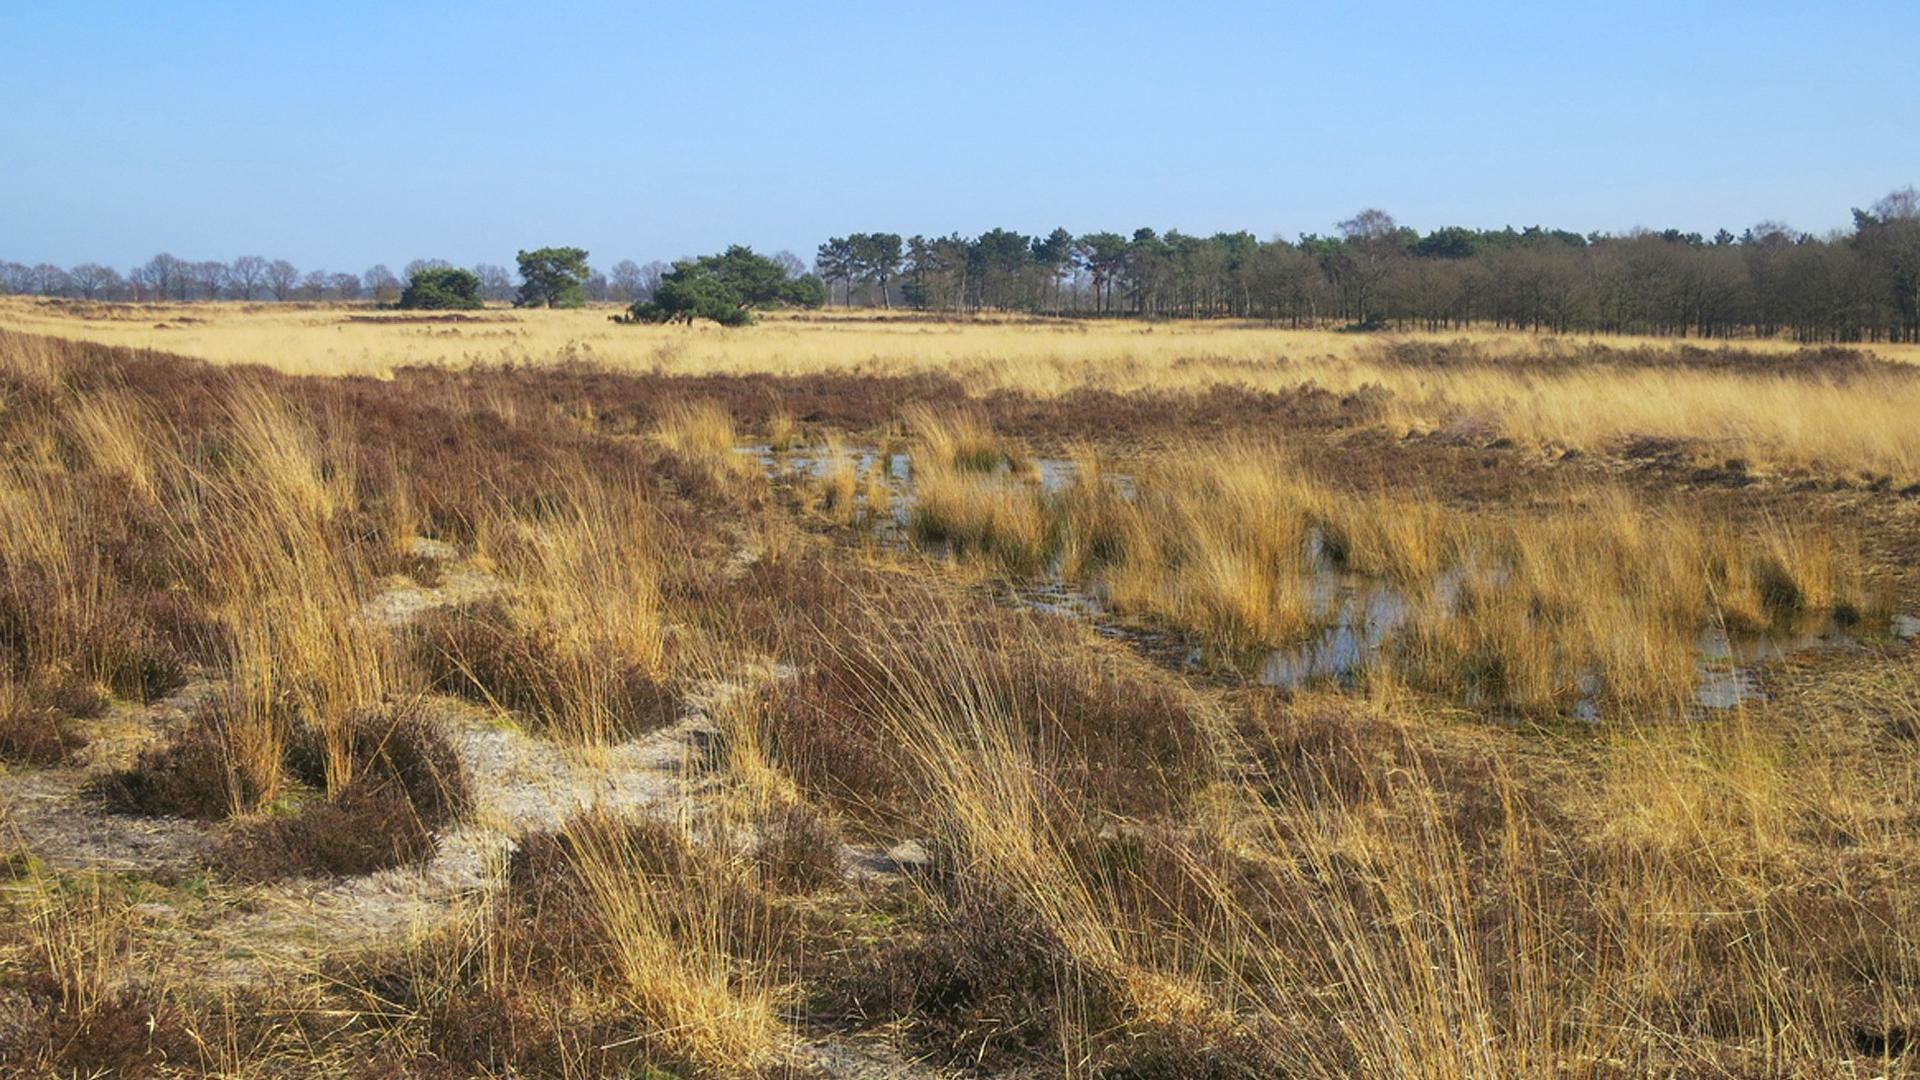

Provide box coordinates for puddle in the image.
[743,445,1120,501]
[1259,583,1411,687]
[1018,574,1108,621]
[1694,667,1765,710]
[744,444,1133,540]
[1252,527,1897,714]
[738,443,907,483]
[746,443,1920,718]
[1253,592,1894,714]
[1034,456,1081,496]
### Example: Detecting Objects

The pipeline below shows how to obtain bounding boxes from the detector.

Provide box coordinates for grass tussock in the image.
[342,811,797,1077]
[98,699,471,879]
[903,404,1022,473]
[764,408,798,452]
[408,463,679,737]
[418,470,677,742]
[810,435,861,527]
[0,677,103,766]
[908,464,1052,574]
[764,587,1216,835]
[653,399,759,497]
[415,597,678,742]
[220,703,470,880]
[94,705,258,820]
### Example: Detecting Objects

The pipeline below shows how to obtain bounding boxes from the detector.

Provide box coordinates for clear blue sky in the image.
[4,0,1915,272]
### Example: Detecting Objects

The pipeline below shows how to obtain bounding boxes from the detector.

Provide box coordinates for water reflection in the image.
[746,442,1914,717]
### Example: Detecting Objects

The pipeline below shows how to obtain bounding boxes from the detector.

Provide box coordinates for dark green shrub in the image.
[398,267,484,310]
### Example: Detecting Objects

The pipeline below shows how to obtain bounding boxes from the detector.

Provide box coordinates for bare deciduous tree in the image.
[471,263,513,302]
[609,259,645,302]
[363,265,401,303]
[265,259,299,301]
[229,255,268,300]
[68,263,121,299]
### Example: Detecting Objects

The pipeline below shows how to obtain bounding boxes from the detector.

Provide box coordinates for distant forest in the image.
[6,188,1916,342]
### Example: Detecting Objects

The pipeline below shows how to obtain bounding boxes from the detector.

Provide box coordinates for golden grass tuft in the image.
[765,408,798,452]
[653,399,759,495]
[63,389,165,503]
[903,403,1019,473]
[559,814,791,1071]
[909,465,1051,575]
[812,436,860,527]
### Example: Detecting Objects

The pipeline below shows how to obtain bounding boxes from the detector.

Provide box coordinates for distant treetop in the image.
[514,247,590,309]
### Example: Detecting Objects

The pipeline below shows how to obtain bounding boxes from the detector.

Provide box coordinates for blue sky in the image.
[3,1,1915,271]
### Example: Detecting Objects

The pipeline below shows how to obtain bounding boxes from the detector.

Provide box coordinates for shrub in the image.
[414,599,678,741]
[765,599,1212,834]
[93,710,252,820]
[343,813,794,1077]
[223,705,471,880]
[398,267,485,310]
[0,678,101,766]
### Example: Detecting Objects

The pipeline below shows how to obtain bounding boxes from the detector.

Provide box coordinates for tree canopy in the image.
[397,266,484,310]
[514,246,590,308]
[624,246,826,326]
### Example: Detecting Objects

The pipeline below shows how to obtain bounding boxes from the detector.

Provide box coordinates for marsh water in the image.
[746,444,1915,717]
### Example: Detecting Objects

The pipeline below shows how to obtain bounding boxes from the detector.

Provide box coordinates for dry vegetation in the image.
[9,298,1920,481]
[2,313,1919,1078]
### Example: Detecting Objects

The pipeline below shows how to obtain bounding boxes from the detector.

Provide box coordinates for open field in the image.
[2,314,1920,1078]
[9,297,1920,483]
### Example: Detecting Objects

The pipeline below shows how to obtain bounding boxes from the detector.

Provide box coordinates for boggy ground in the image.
[1,328,1919,1078]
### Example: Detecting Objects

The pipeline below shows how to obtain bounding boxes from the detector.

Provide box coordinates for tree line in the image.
[811,189,1920,342]
[7,187,1915,341]
[0,252,706,308]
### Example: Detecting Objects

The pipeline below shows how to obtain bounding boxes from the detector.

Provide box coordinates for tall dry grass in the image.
[653,399,757,488]
[563,815,790,1070]
[10,300,1920,477]
[904,408,1051,573]
[811,435,860,526]
[902,431,1860,713]
[808,589,1920,1073]
[3,325,1915,1077]
[449,468,673,744]
[183,386,393,807]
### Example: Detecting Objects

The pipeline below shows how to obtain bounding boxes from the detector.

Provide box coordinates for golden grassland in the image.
[1,325,1919,1077]
[9,297,1920,480]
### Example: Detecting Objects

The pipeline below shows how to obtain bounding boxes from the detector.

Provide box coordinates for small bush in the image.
[223,705,470,880]
[415,599,678,740]
[220,782,434,880]
[0,983,194,1079]
[283,703,471,820]
[93,711,251,820]
[503,816,785,962]
[766,603,1212,834]
[750,799,843,894]
[341,813,793,1077]
[0,678,101,766]
[827,899,1096,1070]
